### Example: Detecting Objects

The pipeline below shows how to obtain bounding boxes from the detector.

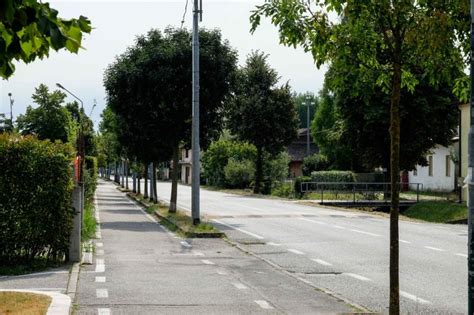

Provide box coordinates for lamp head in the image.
[56,83,65,89]
[8,93,11,97]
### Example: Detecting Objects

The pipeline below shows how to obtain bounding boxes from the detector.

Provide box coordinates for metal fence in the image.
[300,182,423,204]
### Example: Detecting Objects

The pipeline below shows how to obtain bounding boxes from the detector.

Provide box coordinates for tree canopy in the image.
[0,0,91,78]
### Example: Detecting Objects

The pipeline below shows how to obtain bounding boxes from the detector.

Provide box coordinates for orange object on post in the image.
[74,155,81,182]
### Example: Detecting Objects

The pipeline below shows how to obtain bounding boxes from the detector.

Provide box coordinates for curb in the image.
[0,289,71,315]
[124,191,225,238]
[66,262,80,310]
[221,238,373,314]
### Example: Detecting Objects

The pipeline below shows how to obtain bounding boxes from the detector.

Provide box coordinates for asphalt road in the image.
[76,180,353,314]
[147,180,469,314]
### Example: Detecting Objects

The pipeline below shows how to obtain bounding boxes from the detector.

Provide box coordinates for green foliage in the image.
[202,139,256,187]
[293,92,318,128]
[65,101,96,157]
[81,202,96,241]
[0,134,74,264]
[264,151,290,183]
[0,0,91,78]
[16,84,76,144]
[404,201,467,223]
[224,158,255,189]
[84,156,98,203]
[294,176,311,197]
[227,51,298,193]
[271,182,295,198]
[302,153,329,176]
[310,171,355,184]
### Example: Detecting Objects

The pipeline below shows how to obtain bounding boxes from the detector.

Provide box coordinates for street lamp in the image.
[7,93,13,129]
[302,95,314,157]
[56,83,85,182]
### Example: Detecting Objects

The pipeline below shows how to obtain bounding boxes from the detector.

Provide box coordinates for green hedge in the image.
[310,170,355,183]
[294,176,311,197]
[84,156,98,203]
[0,134,74,264]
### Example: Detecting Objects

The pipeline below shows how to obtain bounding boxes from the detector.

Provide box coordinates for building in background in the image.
[287,128,318,178]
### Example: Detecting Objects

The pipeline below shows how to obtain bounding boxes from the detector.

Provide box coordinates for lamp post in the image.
[468,0,474,312]
[303,96,314,157]
[7,93,13,129]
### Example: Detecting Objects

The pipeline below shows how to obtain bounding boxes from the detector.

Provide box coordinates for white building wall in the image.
[180,148,192,184]
[408,145,455,192]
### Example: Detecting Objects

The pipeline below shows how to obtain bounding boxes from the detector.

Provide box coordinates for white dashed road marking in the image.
[217,270,228,275]
[233,283,248,289]
[98,308,110,315]
[255,300,274,309]
[424,246,444,252]
[213,219,264,240]
[96,249,104,256]
[399,240,411,244]
[332,225,346,230]
[180,241,192,248]
[95,276,106,283]
[300,218,328,225]
[201,259,215,265]
[288,249,305,255]
[96,289,109,298]
[193,252,205,256]
[344,273,372,282]
[267,242,281,246]
[456,253,468,258]
[400,291,431,304]
[350,229,380,237]
[312,258,332,266]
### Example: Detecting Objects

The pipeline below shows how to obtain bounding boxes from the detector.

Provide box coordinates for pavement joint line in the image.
[344,273,372,282]
[98,308,111,315]
[267,242,281,246]
[400,291,431,304]
[212,219,264,240]
[95,276,106,283]
[287,249,305,255]
[312,258,332,266]
[254,300,274,310]
[96,288,109,298]
[233,282,248,289]
[424,246,444,252]
[349,229,381,237]
[201,259,215,265]
[456,253,468,258]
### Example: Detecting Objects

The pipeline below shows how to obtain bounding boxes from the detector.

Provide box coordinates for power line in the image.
[180,0,189,28]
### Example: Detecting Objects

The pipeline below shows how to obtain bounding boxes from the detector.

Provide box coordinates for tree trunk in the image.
[125,160,129,190]
[389,52,402,315]
[170,145,180,213]
[152,162,158,204]
[114,162,119,184]
[132,172,136,193]
[144,162,149,199]
[120,160,124,188]
[254,147,263,194]
[137,174,141,195]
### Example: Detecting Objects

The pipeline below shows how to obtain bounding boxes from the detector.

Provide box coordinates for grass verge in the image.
[403,201,467,223]
[82,201,97,241]
[128,193,223,238]
[0,292,51,314]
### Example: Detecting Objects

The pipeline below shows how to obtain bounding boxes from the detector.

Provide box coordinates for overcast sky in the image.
[0,0,326,128]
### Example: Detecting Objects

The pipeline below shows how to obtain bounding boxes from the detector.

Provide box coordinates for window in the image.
[428,156,433,176]
[185,149,189,158]
[446,155,451,177]
[413,168,417,176]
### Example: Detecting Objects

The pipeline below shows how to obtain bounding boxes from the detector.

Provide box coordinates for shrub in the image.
[84,156,98,203]
[310,170,355,190]
[224,158,255,188]
[302,153,329,175]
[271,182,295,198]
[294,176,312,197]
[0,134,74,265]
[264,151,290,183]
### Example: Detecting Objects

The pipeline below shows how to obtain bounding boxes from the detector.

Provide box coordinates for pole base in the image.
[193,218,201,225]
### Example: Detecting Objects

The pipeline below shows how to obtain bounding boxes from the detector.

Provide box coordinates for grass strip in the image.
[403,201,467,223]
[0,292,51,314]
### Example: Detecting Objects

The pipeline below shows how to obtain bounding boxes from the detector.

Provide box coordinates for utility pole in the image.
[7,93,13,129]
[191,0,202,225]
[303,96,314,157]
[468,1,474,312]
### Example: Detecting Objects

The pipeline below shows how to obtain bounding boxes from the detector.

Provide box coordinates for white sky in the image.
[0,0,326,128]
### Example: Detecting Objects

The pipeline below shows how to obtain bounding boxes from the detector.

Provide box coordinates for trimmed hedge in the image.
[310,170,355,183]
[0,134,74,264]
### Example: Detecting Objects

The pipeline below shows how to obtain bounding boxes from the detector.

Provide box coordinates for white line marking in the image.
[95,276,106,283]
[456,253,468,258]
[180,241,192,248]
[400,291,431,304]
[217,270,228,275]
[201,259,215,265]
[300,218,327,225]
[96,242,103,247]
[350,229,380,237]
[96,258,105,265]
[145,213,156,222]
[95,264,105,273]
[96,289,108,298]
[399,240,411,244]
[98,308,110,315]
[312,258,332,266]
[344,273,372,282]
[424,246,445,252]
[255,300,274,309]
[267,242,281,246]
[233,283,248,289]
[332,225,346,230]
[213,219,264,240]
[193,252,205,256]
[96,249,104,256]
[288,249,305,255]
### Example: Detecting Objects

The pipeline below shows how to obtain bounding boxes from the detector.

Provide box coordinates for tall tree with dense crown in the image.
[227,51,298,194]
[251,1,469,312]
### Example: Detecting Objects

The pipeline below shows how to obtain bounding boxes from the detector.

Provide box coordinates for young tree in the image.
[17,84,75,143]
[251,1,468,312]
[227,51,298,193]
[0,0,91,78]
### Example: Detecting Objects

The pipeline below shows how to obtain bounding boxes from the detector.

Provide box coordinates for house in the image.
[180,147,192,184]
[287,128,318,178]
[408,144,457,192]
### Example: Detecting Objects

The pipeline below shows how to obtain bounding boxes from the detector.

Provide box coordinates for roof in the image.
[287,128,319,162]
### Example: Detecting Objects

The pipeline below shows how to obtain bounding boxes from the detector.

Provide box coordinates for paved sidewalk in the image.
[75,179,354,314]
[0,265,71,294]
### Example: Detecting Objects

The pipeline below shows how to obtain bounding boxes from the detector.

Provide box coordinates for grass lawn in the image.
[82,201,97,241]
[403,201,467,223]
[0,292,51,314]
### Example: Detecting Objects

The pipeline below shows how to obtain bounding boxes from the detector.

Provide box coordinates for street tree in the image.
[17,84,75,143]
[251,1,469,312]
[227,51,298,194]
[0,0,91,78]
[66,101,97,156]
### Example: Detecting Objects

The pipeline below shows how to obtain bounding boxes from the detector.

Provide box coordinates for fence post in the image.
[69,184,82,262]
